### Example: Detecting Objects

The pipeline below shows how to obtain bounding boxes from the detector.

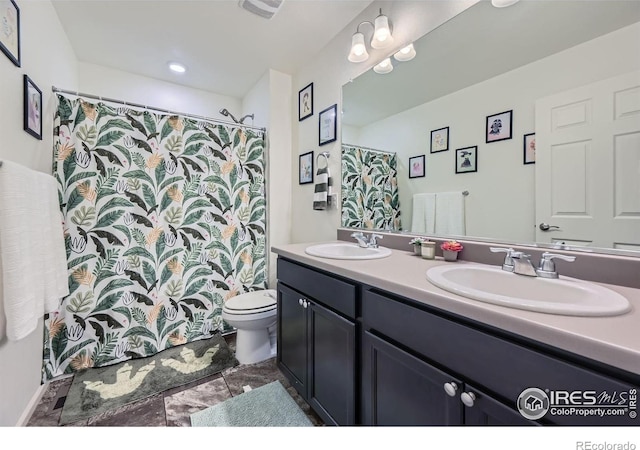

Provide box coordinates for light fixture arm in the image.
[355,21,374,35]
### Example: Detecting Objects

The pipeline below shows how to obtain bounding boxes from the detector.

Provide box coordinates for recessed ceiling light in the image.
[491,0,520,7]
[169,62,186,73]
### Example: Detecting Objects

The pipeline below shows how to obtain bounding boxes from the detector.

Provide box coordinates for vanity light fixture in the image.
[373,58,393,74]
[491,0,520,7]
[371,9,394,49]
[168,62,186,73]
[348,29,369,63]
[393,43,416,62]
[347,8,394,63]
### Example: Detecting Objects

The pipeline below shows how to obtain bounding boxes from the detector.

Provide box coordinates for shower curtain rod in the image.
[342,143,396,155]
[51,86,267,133]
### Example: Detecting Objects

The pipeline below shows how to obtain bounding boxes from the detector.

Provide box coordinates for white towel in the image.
[435,191,466,236]
[313,166,332,210]
[0,161,69,341]
[411,193,436,234]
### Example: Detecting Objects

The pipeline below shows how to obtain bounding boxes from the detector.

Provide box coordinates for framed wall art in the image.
[0,0,20,67]
[23,75,42,140]
[486,110,512,143]
[319,104,337,146]
[409,155,425,178]
[430,126,449,153]
[523,132,536,164]
[299,151,314,185]
[456,146,477,174]
[298,82,313,121]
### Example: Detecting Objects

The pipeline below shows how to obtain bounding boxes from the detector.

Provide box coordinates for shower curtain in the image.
[341,144,401,231]
[42,94,267,381]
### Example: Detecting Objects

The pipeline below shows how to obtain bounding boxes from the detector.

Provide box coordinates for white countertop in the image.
[272,241,640,376]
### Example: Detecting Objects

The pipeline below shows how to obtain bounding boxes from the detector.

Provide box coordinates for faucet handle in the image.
[538,252,576,272]
[490,247,515,271]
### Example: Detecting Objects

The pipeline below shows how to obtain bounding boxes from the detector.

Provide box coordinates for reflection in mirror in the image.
[341,0,640,256]
[341,144,401,231]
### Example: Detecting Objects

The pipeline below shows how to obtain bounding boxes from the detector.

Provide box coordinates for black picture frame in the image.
[318,104,337,146]
[298,82,313,121]
[430,126,449,153]
[486,109,513,143]
[456,146,477,174]
[523,132,536,165]
[299,151,314,185]
[408,155,425,178]
[23,75,43,140]
[0,0,20,67]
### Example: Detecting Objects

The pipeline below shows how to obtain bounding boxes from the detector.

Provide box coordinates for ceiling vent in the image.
[238,0,285,19]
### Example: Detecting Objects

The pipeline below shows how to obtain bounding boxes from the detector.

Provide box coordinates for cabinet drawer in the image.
[277,258,356,319]
[363,288,638,425]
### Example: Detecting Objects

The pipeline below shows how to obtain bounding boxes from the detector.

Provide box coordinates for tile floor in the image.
[26,334,323,427]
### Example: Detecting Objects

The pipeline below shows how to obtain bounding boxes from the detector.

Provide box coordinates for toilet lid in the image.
[223,289,277,314]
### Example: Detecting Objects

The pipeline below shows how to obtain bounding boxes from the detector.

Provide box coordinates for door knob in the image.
[443,382,458,397]
[461,391,476,408]
[539,223,560,231]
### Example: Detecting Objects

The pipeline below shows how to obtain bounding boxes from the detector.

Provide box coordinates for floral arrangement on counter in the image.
[441,240,463,252]
[409,237,425,245]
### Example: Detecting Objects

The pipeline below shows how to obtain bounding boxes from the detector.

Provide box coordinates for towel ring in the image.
[316,151,329,168]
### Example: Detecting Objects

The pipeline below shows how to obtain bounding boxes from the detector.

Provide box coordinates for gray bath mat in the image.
[60,333,237,425]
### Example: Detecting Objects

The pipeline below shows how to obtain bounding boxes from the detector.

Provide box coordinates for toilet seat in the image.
[222,289,277,316]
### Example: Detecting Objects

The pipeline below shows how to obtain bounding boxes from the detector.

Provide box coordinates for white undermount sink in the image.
[305,242,392,260]
[426,264,631,317]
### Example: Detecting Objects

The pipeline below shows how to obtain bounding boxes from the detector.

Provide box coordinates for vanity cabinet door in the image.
[362,331,463,426]
[307,301,356,426]
[462,384,539,426]
[277,283,308,396]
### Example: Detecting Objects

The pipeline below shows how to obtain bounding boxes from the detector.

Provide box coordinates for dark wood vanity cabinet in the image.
[275,256,639,427]
[362,288,639,426]
[361,330,535,426]
[276,259,356,426]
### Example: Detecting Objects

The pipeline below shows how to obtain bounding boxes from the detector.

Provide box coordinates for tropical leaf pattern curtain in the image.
[43,94,267,381]
[341,144,401,231]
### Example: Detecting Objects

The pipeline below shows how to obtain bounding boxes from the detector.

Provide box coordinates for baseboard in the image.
[15,382,48,426]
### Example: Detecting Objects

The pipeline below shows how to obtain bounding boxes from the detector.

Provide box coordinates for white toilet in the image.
[222,289,277,365]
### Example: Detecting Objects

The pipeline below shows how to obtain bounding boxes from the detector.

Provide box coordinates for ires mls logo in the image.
[517,388,550,420]
[517,388,637,421]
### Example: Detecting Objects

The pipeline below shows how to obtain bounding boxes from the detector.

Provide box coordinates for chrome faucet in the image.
[510,252,538,277]
[368,234,383,248]
[351,232,383,248]
[351,232,369,248]
[490,247,576,278]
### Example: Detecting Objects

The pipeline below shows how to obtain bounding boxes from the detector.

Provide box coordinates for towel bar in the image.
[316,151,329,167]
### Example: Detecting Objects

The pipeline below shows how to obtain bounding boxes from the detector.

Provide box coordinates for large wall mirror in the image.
[341,0,640,256]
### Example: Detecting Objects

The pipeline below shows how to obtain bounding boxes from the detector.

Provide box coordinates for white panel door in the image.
[535,71,640,250]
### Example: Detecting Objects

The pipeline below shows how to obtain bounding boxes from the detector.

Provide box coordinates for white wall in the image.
[243,69,293,287]
[290,0,479,243]
[266,71,292,286]
[351,21,640,243]
[78,62,241,120]
[0,1,79,426]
